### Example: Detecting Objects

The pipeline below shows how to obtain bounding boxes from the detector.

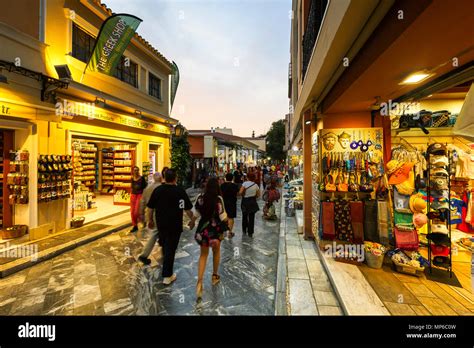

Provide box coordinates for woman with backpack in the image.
[263,179,280,220]
[194,177,229,299]
[239,172,260,237]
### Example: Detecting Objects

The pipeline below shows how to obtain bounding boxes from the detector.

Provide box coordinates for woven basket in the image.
[1,225,28,239]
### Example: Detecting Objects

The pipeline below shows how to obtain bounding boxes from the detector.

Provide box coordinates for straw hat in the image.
[386,160,403,175]
[409,193,427,213]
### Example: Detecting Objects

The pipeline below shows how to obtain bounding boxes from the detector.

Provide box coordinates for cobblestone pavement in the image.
[0,199,280,315]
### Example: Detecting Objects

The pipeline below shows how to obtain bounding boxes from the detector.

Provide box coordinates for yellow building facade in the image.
[0,0,177,237]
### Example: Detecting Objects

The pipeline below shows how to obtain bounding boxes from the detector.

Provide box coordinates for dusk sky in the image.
[105,0,291,137]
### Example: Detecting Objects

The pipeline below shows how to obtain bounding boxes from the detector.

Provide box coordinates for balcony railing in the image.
[302,0,328,80]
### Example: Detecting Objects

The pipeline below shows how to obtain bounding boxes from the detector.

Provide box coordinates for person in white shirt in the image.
[239,172,260,237]
[138,171,163,265]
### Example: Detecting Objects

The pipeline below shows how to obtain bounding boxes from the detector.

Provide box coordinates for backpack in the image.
[267,188,280,202]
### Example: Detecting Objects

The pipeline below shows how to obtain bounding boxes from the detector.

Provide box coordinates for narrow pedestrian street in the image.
[0,199,280,315]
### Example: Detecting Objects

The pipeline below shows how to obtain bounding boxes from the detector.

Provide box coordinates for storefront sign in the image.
[87,14,142,75]
[56,99,170,135]
[0,100,44,120]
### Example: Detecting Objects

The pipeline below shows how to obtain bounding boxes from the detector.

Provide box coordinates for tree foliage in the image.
[171,132,192,187]
[266,119,286,161]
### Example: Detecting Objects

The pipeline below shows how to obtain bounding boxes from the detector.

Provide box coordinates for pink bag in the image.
[394,227,419,250]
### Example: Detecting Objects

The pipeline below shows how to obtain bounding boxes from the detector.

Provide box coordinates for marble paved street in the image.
[0,199,280,315]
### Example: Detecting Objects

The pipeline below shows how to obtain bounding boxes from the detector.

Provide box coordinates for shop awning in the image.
[453,83,474,142]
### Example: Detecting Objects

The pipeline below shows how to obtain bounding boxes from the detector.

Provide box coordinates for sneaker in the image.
[163,273,177,285]
[138,255,151,265]
[130,226,138,233]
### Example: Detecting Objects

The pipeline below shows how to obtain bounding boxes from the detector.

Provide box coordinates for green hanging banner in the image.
[87,14,142,75]
[170,61,180,110]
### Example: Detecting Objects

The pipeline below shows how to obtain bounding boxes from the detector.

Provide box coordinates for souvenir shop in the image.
[316,81,474,292]
[0,103,171,243]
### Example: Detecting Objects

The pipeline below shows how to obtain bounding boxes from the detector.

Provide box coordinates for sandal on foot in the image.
[196,280,203,299]
[212,274,220,285]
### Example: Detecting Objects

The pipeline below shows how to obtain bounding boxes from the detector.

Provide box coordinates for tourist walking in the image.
[146,169,196,285]
[130,166,147,233]
[193,177,228,299]
[240,172,260,237]
[138,172,163,265]
[220,173,239,237]
[263,178,280,220]
[233,166,243,189]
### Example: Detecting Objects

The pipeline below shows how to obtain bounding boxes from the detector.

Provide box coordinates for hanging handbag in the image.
[325,174,336,192]
[394,227,419,250]
[350,201,364,243]
[363,199,379,242]
[322,201,336,240]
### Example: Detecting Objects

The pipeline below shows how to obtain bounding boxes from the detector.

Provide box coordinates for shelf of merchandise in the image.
[72,142,97,214]
[113,149,135,205]
[101,149,115,195]
[0,130,13,229]
[426,148,452,277]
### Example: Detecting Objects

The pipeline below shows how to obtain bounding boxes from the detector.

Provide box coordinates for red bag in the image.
[322,201,336,240]
[394,227,419,250]
[350,201,364,243]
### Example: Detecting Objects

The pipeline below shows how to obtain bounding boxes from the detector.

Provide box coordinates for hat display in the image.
[432,177,448,190]
[430,189,449,199]
[427,210,448,221]
[395,170,415,195]
[432,223,449,234]
[389,162,415,185]
[430,155,449,167]
[431,200,450,211]
[426,233,450,246]
[430,244,450,257]
[386,159,403,175]
[431,168,449,177]
[427,143,447,156]
[409,193,427,213]
[433,256,450,267]
[413,212,428,228]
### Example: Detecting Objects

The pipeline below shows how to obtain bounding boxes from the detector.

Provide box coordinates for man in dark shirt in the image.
[233,166,243,189]
[147,168,196,285]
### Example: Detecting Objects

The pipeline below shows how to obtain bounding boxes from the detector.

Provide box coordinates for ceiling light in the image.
[400,71,431,85]
[427,94,433,98]
[305,120,311,125]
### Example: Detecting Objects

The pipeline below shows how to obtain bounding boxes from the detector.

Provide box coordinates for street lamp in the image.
[174,123,185,137]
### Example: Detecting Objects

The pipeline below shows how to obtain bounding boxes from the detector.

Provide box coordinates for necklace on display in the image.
[350,130,359,150]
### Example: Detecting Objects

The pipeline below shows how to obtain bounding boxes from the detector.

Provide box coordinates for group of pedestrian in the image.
[129,163,281,300]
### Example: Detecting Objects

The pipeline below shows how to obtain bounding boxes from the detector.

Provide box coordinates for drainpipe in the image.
[39,0,46,42]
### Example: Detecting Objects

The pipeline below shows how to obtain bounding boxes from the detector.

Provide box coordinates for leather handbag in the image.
[325,174,336,192]
[348,172,359,192]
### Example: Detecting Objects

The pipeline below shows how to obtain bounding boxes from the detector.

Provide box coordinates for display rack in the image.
[6,150,29,205]
[101,148,114,194]
[426,146,452,277]
[0,130,14,229]
[38,155,72,203]
[79,146,97,191]
[113,149,135,205]
[72,141,97,213]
